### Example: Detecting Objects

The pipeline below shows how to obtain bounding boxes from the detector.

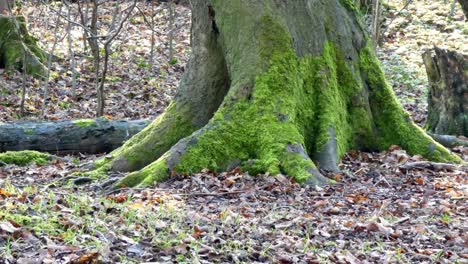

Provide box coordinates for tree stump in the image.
[458,0,468,19]
[0,15,46,78]
[423,47,467,137]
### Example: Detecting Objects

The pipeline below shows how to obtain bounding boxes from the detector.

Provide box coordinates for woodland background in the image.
[0,0,467,263]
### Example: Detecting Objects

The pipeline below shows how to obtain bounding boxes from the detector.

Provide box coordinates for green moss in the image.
[0,150,50,166]
[339,0,358,12]
[116,154,169,187]
[359,43,461,163]
[280,153,318,183]
[172,16,369,183]
[72,119,96,128]
[111,102,196,172]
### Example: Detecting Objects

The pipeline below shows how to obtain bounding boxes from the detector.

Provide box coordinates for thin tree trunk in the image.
[42,5,62,117]
[65,0,78,100]
[371,0,381,47]
[168,0,175,62]
[20,53,27,117]
[150,3,156,70]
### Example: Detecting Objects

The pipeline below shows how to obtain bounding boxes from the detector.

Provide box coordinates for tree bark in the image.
[0,12,46,78]
[0,0,12,14]
[458,0,468,18]
[85,0,461,187]
[423,47,467,137]
[0,119,149,154]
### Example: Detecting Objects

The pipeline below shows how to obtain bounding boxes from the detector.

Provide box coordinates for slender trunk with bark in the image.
[85,0,461,187]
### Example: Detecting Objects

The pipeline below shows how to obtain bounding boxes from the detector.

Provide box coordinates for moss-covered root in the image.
[359,44,462,164]
[91,102,196,175]
[281,144,329,186]
[115,130,330,188]
[0,150,51,166]
[115,153,170,188]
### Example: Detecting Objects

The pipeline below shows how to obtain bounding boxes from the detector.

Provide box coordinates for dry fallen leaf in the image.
[71,252,100,264]
[0,221,20,233]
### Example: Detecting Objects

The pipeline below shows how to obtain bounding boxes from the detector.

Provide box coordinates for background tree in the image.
[0,0,46,78]
[76,0,136,117]
[423,48,467,137]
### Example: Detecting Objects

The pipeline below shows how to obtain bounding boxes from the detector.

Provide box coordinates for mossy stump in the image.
[87,0,461,187]
[423,47,467,137]
[0,15,46,78]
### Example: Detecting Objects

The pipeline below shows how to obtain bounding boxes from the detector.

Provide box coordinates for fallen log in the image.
[2,117,464,156]
[0,118,150,154]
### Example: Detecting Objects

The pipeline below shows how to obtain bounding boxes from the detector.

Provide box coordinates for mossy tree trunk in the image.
[89,0,461,187]
[423,47,467,137]
[458,0,468,18]
[0,0,46,78]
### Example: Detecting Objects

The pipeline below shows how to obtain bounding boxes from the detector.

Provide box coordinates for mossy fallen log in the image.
[0,118,150,154]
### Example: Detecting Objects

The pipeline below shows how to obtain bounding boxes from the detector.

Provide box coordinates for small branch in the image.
[135,4,163,30]
[380,0,414,39]
[181,190,246,197]
[399,161,460,171]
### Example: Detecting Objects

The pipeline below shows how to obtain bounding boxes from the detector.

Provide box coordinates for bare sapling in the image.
[167,0,175,63]
[41,3,63,117]
[136,2,163,72]
[77,0,89,52]
[371,0,381,47]
[97,0,137,116]
[63,0,78,100]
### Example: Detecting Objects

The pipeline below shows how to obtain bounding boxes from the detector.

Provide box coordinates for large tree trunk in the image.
[0,119,149,154]
[86,0,461,187]
[0,0,46,78]
[423,47,467,137]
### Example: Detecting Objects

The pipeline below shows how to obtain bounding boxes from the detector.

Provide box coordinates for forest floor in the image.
[0,0,467,263]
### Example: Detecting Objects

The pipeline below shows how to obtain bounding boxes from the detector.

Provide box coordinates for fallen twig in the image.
[399,161,459,171]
